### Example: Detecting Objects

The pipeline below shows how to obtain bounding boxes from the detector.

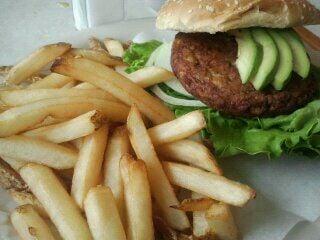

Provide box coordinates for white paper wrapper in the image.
[0,18,320,240]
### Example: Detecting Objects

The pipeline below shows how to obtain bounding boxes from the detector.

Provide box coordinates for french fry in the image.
[26,116,69,131]
[156,140,222,175]
[0,96,129,137]
[73,82,98,90]
[192,192,211,238]
[171,198,214,212]
[0,88,119,106]
[69,48,125,66]
[205,202,239,240]
[88,37,105,51]
[115,66,174,88]
[103,126,130,223]
[1,156,25,171]
[84,186,126,240]
[71,125,108,209]
[61,80,77,89]
[120,154,154,240]
[0,136,78,169]
[9,189,48,219]
[23,110,103,143]
[5,43,71,84]
[103,38,124,57]
[20,164,92,240]
[162,162,255,207]
[11,204,56,240]
[27,73,73,89]
[127,106,189,230]
[148,110,206,146]
[52,57,174,124]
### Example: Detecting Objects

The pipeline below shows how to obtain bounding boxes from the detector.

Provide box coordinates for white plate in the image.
[1,18,320,240]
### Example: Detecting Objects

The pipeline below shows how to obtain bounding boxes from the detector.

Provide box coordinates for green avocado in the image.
[267,29,293,90]
[250,28,279,90]
[235,29,261,84]
[279,29,310,79]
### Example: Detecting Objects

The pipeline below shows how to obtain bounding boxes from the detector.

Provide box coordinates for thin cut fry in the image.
[148,110,206,146]
[71,125,108,209]
[192,192,211,238]
[104,38,124,57]
[127,106,189,230]
[205,202,239,240]
[0,96,129,137]
[88,37,105,51]
[115,66,174,88]
[171,198,214,212]
[156,139,222,175]
[73,82,98,90]
[0,135,78,169]
[0,88,119,106]
[163,162,255,207]
[11,204,56,240]
[103,126,130,223]
[6,43,71,84]
[69,48,125,66]
[20,164,92,240]
[84,186,126,240]
[52,57,174,124]
[23,110,103,143]
[27,73,73,89]
[120,154,154,240]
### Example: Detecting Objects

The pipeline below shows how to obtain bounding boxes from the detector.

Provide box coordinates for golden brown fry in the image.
[0,96,129,137]
[103,38,124,58]
[71,125,108,209]
[20,164,92,240]
[69,48,125,66]
[148,110,206,146]
[163,162,255,207]
[51,57,174,124]
[171,198,214,212]
[127,106,189,230]
[156,140,222,175]
[27,73,73,89]
[103,126,130,223]
[84,186,126,240]
[120,154,154,240]
[0,136,78,169]
[11,204,56,240]
[88,37,105,51]
[205,202,239,240]
[115,66,174,88]
[23,110,103,143]
[6,43,71,84]
[0,88,119,106]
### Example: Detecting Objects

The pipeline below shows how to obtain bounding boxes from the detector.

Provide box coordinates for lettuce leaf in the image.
[123,40,162,73]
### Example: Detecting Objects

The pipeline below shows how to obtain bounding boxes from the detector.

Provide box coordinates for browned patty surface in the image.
[171,32,318,117]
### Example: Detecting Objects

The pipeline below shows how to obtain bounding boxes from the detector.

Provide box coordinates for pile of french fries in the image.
[0,37,256,240]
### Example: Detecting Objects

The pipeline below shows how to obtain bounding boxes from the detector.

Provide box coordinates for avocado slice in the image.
[250,28,279,90]
[279,29,310,79]
[235,29,261,84]
[267,29,293,90]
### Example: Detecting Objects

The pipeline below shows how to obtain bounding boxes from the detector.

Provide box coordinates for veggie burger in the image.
[123,0,320,158]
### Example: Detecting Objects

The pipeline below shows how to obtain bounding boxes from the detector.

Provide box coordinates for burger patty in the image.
[171,32,318,117]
